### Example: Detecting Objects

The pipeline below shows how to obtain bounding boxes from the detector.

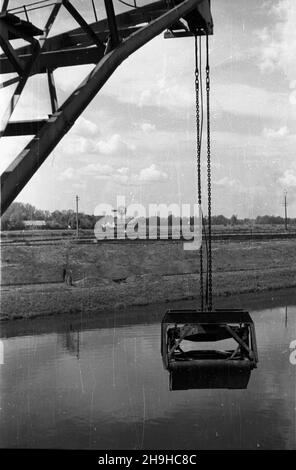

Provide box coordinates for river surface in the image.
[0,289,295,449]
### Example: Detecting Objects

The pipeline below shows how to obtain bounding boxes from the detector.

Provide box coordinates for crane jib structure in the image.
[0,0,213,215]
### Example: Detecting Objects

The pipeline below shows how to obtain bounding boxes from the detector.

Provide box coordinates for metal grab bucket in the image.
[161,309,258,390]
[169,360,252,390]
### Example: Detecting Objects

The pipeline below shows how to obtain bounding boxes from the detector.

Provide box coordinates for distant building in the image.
[23,220,46,229]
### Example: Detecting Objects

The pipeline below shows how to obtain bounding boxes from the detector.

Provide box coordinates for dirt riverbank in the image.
[1,238,296,320]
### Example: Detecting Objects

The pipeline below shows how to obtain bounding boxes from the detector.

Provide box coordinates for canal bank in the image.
[1,238,296,319]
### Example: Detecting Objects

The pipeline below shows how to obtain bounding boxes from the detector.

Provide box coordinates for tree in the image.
[230,214,238,225]
[212,215,230,225]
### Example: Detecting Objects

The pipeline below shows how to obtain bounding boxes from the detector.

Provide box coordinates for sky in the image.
[1,0,296,218]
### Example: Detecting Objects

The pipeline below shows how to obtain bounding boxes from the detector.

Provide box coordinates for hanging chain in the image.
[194,35,204,311]
[206,35,212,311]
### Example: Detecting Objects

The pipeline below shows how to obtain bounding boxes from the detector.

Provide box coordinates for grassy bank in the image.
[1,237,296,319]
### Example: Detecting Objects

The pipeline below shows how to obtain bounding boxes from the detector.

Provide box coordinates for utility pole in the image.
[75,195,79,238]
[284,191,288,231]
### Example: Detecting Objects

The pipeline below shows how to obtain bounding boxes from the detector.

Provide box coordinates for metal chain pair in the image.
[206,35,212,311]
[194,34,204,311]
[194,34,212,311]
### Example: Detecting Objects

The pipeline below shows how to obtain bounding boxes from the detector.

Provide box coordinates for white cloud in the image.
[258,0,296,83]
[0,136,32,174]
[56,132,135,158]
[278,165,296,203]
[138,79,192,110]
[213,83,289,120]
[96,134,135,155]
[81,163,114,179]
[58,135,96,155]
[54,64,94,93]
[263,126,289,138]
[58,167,76,180]
[139,164,168,182]
[106,62,290,121]
[279,168,296,188]
[59,163,114,181]
[215,176,237,188]
[72,116,99,136]
[215,176,244,193]
[58,163,168,186]
[140,122,156,133]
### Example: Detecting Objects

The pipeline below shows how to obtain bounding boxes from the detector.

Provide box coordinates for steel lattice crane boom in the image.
[0,0,213,215]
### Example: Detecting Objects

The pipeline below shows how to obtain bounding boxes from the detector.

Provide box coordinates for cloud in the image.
[59,163,114,181]
[215,176,245,193]
[0,136,32,174]
[213,84,289,120]
[279,168,296,188]
[83,163,114,177]
[72,116,99,136]
[278,165,296,203]
[263,126,289,138]
[138,164,168,183]
[58,167,76,180]
[215,176,237,188]
[58,163,168,186]
[58,135,95,155]
[138,79,192,110]
[54,64,94,93]
[96,133,135,155]
[258,0,296,83]
[56,132,135,158]
[139,122,156,133]
[106,64,289,122]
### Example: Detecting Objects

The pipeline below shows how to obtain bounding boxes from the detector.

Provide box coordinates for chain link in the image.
[206,35,212,311]
[194,35,204,311]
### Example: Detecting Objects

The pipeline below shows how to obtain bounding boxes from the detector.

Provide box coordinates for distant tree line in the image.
[0,202,295,231]
[0,203,97,230]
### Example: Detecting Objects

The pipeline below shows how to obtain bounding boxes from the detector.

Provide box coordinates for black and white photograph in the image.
[0,0,295,460]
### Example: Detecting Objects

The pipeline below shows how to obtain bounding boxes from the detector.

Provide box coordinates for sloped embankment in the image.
[1,239,296,319]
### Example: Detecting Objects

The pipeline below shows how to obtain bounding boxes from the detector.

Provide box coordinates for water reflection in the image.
[168,365,252,390]
[161,309,258,390]
[61,328,80,359]
[0,292,295,449]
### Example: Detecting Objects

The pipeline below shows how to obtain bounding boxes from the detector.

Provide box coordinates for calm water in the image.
[0,290,295,449]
